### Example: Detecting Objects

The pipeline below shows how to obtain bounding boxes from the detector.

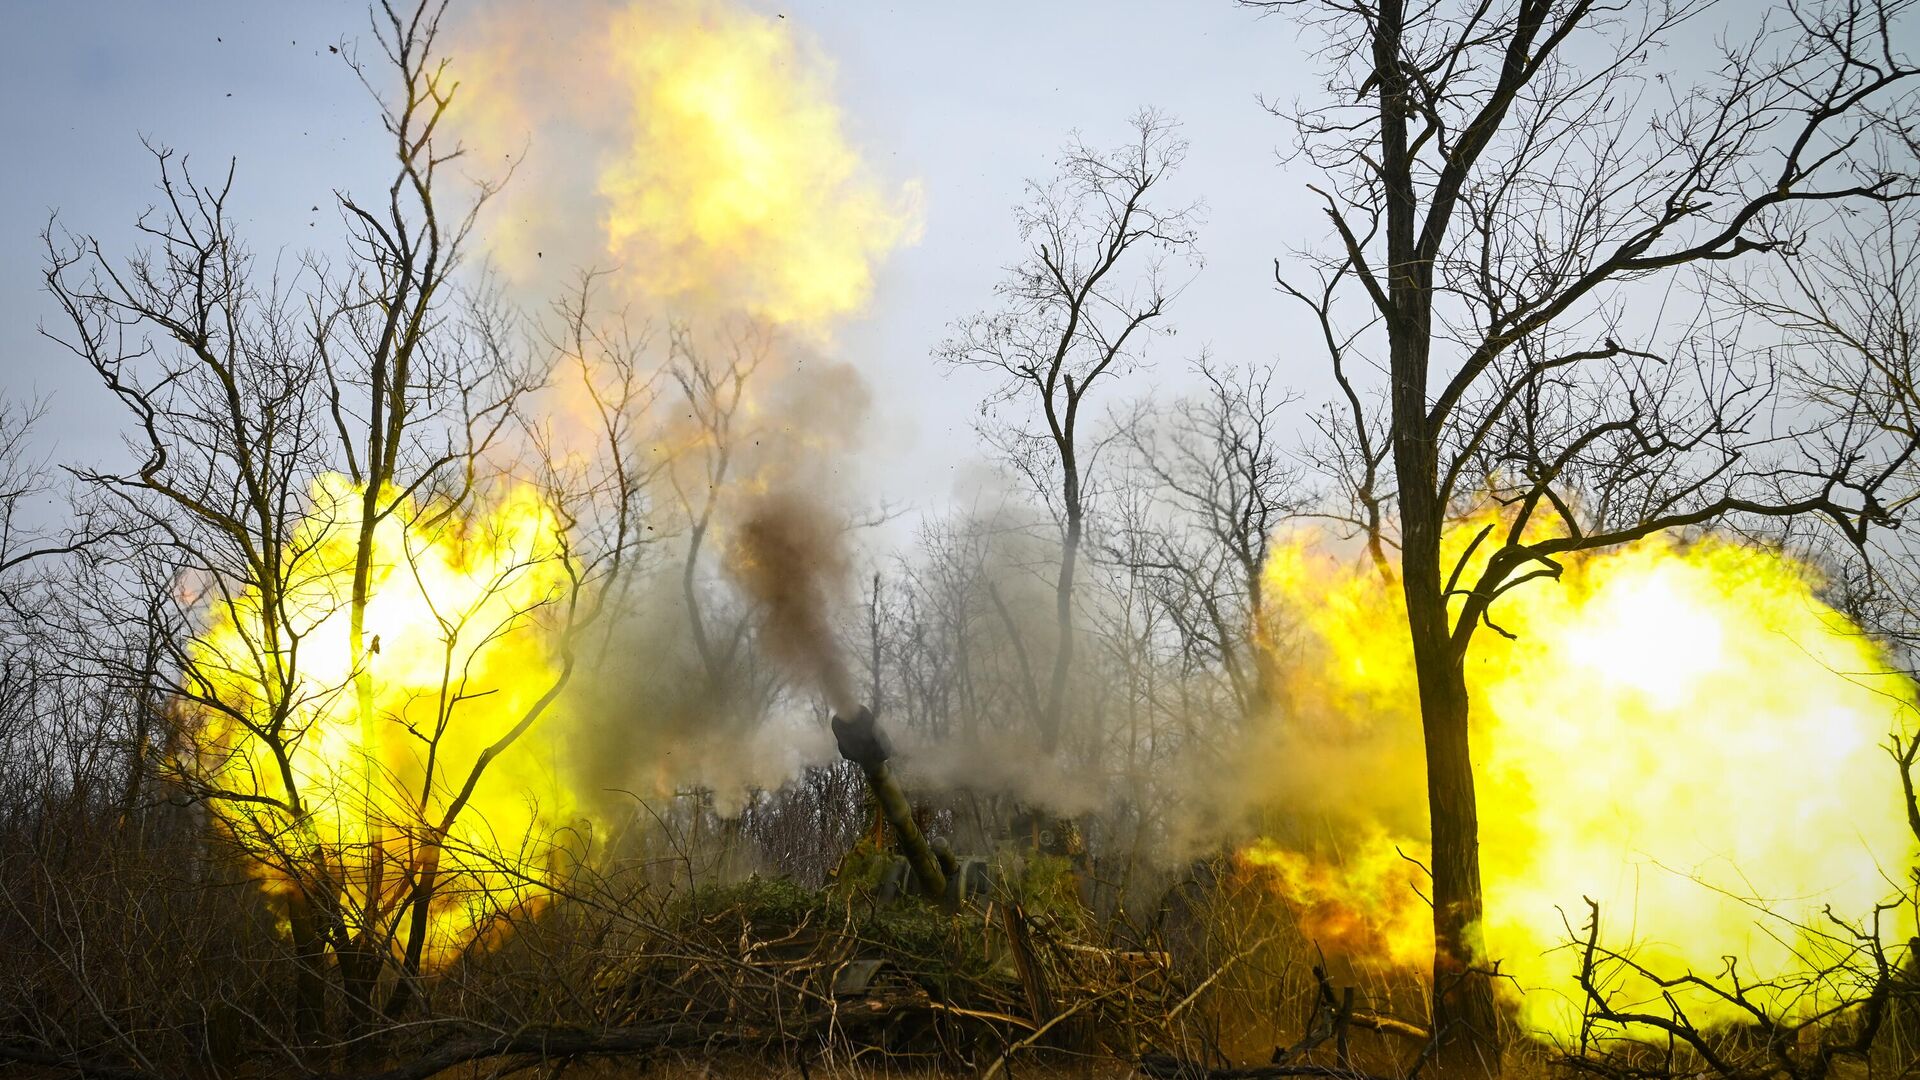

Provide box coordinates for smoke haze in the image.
[725,490,859,717]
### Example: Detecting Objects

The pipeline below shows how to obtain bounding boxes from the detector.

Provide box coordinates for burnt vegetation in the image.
[5,1,1920,1079]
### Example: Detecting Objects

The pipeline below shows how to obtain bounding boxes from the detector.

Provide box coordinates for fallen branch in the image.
[3,1008,895,1080]
[1344,1010,1429,1043]
[926,1001,1041,1031]
[341,1021,709,1080]
[1137,1055,1399,1080]
[984,987,1125,1080]
[0,1043,170,1080]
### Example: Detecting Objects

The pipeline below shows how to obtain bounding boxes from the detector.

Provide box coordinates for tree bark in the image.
[1394,396,1500,1071]
[1391,377,1499,1068]
[1410,614,1499,1071]
[1042,495,1081,753]
[287,891,328,1045]
[384,838,443,1018]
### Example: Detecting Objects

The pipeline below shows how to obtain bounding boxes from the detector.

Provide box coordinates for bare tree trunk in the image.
[1042,497,1081,752]
[385,838,442,1018]
[1392,265,1503,1072]
[941,112,1198,756]
[1412,629,1498,1069]
[1391,339,1500,1066]
[341,508,386,1037]
[1399,420,1500,1066]
[337,943,381,1037]
[286,892,328,1044]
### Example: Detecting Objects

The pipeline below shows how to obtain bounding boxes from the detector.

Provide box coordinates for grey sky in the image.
[1,1,1326,524]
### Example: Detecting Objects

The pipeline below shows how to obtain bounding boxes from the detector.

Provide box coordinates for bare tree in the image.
[940,110,1201,753]
[1117,359,1307,726]
[1730,200,1920,642]
[0,401,122,578]
[44,135,348,1032]
[660,319,771,701]
[38,0,653,1040]
[1249,0,1920,1066]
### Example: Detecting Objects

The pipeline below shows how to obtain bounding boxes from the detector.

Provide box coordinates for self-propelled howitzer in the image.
[830,705,952,901]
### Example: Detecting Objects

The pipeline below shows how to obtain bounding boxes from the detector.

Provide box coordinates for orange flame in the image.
[189,475,580,967]
[1247,518,1917,1038]
[452,0,921,333]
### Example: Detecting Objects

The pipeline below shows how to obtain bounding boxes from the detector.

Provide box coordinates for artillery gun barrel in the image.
[832,706,948,900]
